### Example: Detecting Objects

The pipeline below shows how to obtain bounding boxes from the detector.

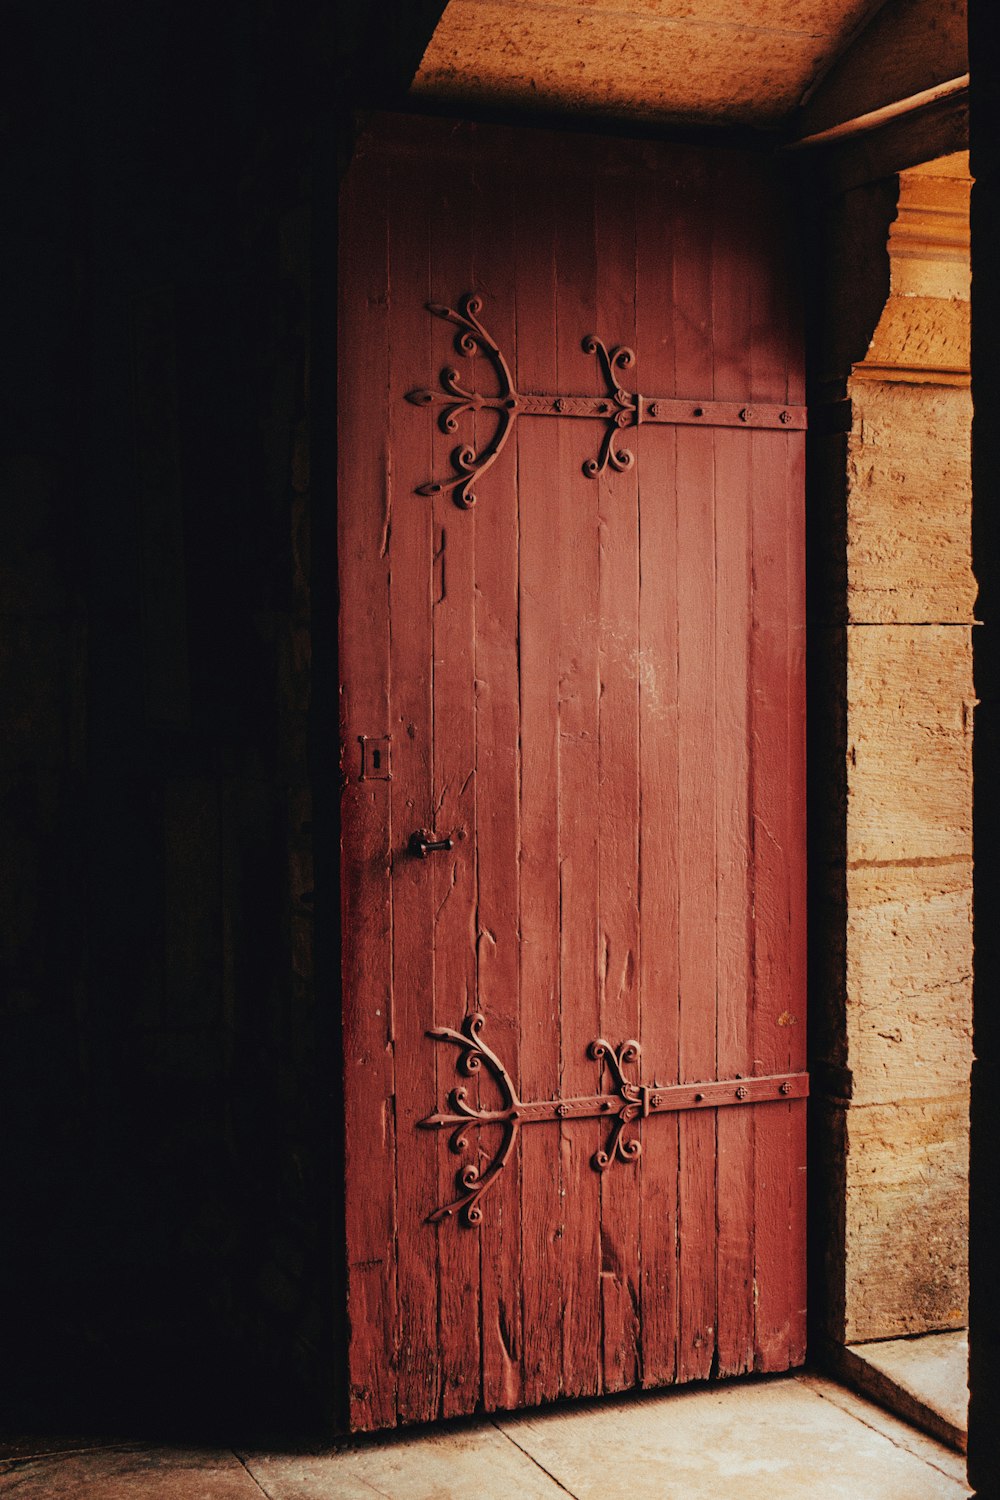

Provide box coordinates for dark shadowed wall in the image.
[1,0,332,1437]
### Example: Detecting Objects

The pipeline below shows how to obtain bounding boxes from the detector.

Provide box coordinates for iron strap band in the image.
[510,1071,808,1123]
[420,1014,808,1226]
[407,292,806,508]
[518,393,807,430]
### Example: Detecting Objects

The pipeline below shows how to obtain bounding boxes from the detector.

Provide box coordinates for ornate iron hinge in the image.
[419,1012,808,1227]
[406,293,806,509]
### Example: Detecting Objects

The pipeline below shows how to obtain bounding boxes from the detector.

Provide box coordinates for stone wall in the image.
[812,154,974,1345]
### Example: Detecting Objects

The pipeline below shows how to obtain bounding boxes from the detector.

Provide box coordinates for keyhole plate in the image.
[359,735,392,781]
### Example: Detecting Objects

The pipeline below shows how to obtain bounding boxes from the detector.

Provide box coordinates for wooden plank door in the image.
[338,113,807,1432]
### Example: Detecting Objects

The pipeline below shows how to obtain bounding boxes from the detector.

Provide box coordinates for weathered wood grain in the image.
[387,160,440,1424]
[595,166,641,1394]
[338,150,398,1431]
[751,422,795,1375]
[786,343,808,1371]
[674,153,718,1386]
[749,182,805,1373]
[711,159,755,1380]
[636,162,680,1392]
[514,158,565,1412]
[429,164,481,1420]
[473,156,524,1414]
[339,119,806,1430]
[554,157,602,1402]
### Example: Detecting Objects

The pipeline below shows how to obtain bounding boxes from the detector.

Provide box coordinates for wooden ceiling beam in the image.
[795,0,967,141]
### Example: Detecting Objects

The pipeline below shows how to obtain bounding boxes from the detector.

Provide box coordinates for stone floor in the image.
[0,1372,971,1499]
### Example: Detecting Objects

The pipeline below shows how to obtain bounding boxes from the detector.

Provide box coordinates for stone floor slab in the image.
[0,1438,132,1463]
[241,1423,570,1500]
[0,1373,971,1499]
[496,1372,970,1500]
[0,1446,264,1498]
[798,1373,969,1485]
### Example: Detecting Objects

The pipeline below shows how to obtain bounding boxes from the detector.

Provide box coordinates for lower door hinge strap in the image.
[418,1012,808,1226]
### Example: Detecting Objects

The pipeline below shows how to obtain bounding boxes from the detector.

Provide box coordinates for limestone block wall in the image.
[840,154,974,1342]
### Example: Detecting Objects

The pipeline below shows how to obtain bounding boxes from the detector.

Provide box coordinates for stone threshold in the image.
[833,1329,969,1453]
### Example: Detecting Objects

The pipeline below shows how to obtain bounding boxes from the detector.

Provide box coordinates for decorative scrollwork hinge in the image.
[405,294,520,510]
[406,293,806,509]
[419,1011,808,1227]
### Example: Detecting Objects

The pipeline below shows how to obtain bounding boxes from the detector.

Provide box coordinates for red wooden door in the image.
[338,114,806,1431]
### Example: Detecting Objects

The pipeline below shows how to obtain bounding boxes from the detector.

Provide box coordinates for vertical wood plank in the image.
[473,153,525,1413]
[338,149,398,1431]
[673,155,719,1385]
[750,175,795,1374]
[785,237,809,1359]
[387,157,441,1423]
[428,169,481,1419]
[711,159,756,1379]
[765,172,808,1368]
[750,429,794,1374]
[515,158,564,1411]
[778,180,808,1367]
[788,425,809,1368]
[555,155,602,1401]
[636,153,680,1390]
[595,163,641,1393]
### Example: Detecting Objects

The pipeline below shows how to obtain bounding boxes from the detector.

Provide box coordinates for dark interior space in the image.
[3,0,330,1439]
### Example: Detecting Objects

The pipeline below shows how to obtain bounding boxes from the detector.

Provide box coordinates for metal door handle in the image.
[408,830,454,859]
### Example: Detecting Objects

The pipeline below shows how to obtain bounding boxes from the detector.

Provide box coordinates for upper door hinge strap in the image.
[406,292,806,509]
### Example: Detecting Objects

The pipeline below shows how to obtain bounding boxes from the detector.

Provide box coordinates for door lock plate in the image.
[359,735,391,781]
